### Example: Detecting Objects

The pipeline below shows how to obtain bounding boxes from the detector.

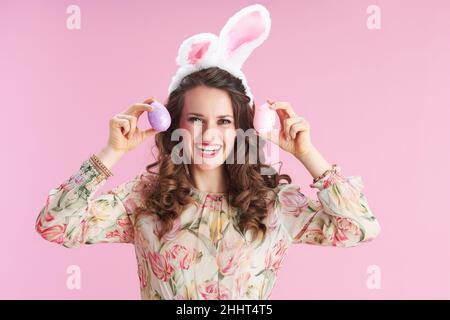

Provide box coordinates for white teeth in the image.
[196,145,221,152]
[196,145,222,153]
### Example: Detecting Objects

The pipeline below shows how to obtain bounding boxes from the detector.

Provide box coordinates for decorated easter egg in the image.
[147,101,171,132]
[253,102,277,133]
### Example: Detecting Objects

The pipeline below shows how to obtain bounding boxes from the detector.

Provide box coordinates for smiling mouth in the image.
[195,144,222,157]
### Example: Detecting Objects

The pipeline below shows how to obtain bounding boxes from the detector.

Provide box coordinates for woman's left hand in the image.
[258,99,314,158]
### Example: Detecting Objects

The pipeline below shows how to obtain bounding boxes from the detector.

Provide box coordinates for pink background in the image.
[1,0,449,299]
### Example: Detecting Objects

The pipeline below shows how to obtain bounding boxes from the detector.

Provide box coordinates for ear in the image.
[217,4,271,69]
[175,33,219,67]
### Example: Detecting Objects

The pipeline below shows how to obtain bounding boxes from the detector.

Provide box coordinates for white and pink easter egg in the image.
[253,102,277,133]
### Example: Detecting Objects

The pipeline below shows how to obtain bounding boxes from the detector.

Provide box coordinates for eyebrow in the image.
[187,112,233,119]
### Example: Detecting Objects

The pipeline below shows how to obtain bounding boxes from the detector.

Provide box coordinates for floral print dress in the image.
[35,157,381,300]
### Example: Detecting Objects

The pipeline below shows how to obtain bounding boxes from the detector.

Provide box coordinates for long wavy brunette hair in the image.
[136,67,291,241]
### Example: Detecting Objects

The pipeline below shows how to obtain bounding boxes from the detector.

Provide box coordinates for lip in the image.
[194,144,223,158]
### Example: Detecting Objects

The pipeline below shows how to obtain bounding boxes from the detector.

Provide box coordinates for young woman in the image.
[35,67,381,299]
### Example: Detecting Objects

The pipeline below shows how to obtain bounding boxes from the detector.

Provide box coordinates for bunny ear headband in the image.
[167,3,271,109]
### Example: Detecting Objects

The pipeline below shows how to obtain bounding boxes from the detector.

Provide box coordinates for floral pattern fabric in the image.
[35,158,381,299]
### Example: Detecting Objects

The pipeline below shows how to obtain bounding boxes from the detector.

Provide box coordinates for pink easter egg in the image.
[147,101,171,132]
[253,102,277,133]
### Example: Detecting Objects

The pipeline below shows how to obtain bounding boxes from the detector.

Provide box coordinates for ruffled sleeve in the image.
[35,157,150,248]
[275,165,381,247]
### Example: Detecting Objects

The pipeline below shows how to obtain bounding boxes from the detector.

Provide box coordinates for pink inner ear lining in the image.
[187,41,211,64]
[227,11,265,54]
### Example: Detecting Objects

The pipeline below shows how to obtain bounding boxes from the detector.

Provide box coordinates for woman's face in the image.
[179,85,237,171]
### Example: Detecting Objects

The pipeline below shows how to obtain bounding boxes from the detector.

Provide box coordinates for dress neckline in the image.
[189,186,231,205]
[190,186,228,196]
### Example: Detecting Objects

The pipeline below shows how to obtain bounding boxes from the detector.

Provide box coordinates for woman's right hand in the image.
[107,97,158,153]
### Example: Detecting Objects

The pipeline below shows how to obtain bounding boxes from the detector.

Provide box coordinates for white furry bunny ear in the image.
[168,33,219,95]
[168,4,272,107]
[217,4,271,69]
[175,33,219,67]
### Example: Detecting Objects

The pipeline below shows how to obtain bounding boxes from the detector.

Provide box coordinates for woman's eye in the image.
[219,119,232,125]
[188,117,232,125]
[188,117,203,124]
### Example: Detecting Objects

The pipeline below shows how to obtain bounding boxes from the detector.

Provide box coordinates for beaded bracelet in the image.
[312,164,338,184]
[89,154,113,178]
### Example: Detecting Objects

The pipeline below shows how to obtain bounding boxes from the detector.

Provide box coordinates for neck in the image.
[189,165,228,193]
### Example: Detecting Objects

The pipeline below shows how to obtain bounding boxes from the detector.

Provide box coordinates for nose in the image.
[196,121,222,143]
[202,129,220,143]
